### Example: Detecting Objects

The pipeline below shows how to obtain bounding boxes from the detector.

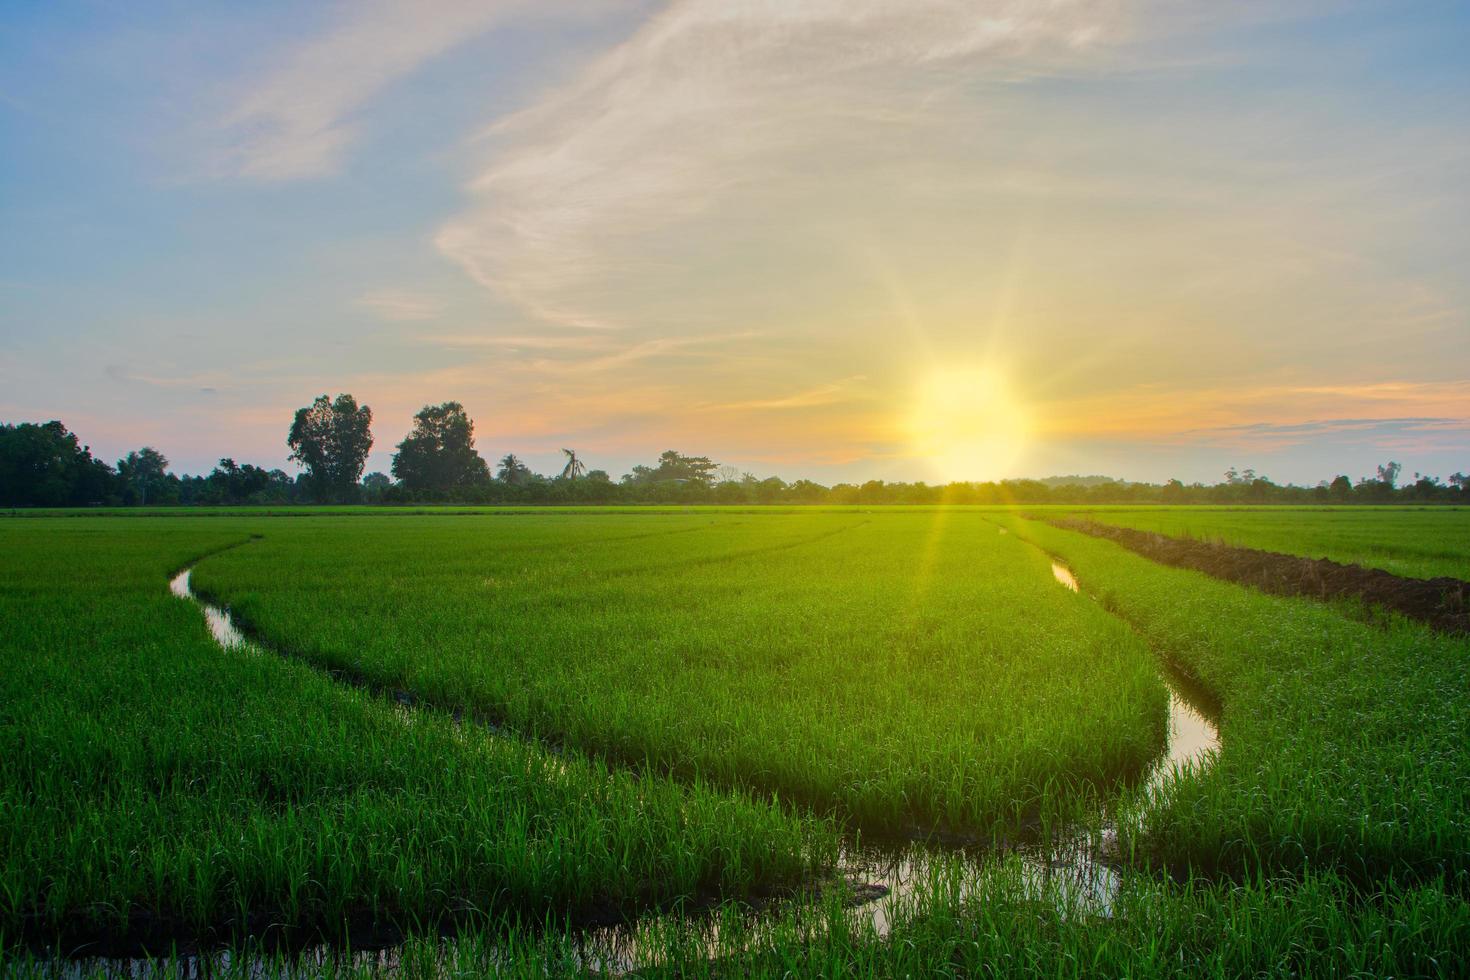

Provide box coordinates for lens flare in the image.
[910,367,1030,482]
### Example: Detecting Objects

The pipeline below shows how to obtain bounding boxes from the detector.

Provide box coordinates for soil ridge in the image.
[1046,517,1469,634]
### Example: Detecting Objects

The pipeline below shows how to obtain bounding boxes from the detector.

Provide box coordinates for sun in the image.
[909,367,1031,482]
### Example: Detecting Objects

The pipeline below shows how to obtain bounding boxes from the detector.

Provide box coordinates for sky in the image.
[2,0,1468,486]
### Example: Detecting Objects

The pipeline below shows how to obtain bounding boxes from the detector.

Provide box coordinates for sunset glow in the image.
[2,3,1466,484]
[910,368,1031,483]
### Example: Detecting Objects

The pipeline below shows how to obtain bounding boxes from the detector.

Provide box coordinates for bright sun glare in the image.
[910,367,1030,482]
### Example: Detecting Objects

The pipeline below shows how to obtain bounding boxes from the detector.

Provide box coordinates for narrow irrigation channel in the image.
[1047,559,1219,796]
[96,551,1226,975]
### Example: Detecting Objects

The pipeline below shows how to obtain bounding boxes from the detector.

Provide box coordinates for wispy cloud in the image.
[420,332,609,351]
[716,375,871,411]
[357,290,444,322]
[524,331,761,377]
[218,0,532,180]
[436,0,1142,328]
[1040,380,1470,442]
[1179,417,1470,454]
[105,364,230,392]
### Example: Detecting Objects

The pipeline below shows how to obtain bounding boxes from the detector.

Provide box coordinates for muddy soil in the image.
[1048,518,1470,635]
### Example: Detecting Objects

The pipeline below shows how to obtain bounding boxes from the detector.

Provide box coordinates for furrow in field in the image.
[165,549,1193,972]
[166,555,1119,972]
[186,513,1171,841]
[1046,515,1470,634]
[996,514,1470,886]
[1,523,833,962]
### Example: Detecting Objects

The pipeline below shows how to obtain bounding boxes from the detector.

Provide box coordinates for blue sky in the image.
[2,1,1467,485]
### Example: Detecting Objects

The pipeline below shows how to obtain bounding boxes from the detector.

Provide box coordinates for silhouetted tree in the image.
[117,447,170,506]
[288,393,373,503]
[1329,475,1353,502]
[624,450,719,486]
[193,458,291,505]
[0,421,117,506]
[1376,461,1402,489]
[1408,473,1443,500]
[497,453,533,485]
[360,471,392,503]
[560,449,586,481]
[391,402,489,491]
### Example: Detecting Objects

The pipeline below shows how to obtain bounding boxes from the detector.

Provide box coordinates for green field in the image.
[1069,506,1470,580]
[3,508,1468,976]
[187,512,1167,836]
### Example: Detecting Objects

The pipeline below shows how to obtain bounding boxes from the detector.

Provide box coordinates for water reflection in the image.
[1051,561,1079,592]
[1047,559,1220,789]
[170,569,249,650]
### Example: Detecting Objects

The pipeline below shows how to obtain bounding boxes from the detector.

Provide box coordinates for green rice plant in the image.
[9,860,1466,977]
[6,510,1470,975]
[0,519,835,951]
[1000,515,1470,885]
[1063,506,1470,580]
[187,510,1171,837]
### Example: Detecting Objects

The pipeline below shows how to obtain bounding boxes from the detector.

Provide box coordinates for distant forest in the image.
[3,394,1467,508]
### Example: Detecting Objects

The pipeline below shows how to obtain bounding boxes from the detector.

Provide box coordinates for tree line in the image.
[3,394,1468,507]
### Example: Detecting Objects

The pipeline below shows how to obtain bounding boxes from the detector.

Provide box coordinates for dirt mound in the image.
[1049,518,1470,635]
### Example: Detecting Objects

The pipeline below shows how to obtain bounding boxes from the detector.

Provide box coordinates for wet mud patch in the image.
[1048,517,1470,635]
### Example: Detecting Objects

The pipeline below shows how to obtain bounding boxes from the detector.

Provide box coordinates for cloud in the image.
[1038,379,1470,440]
[523,331,761,376]
[419,332,609,351]
[357,289,444,322]
[1178,417,1470,454]
[218,0,530,180]
[436,0,1142,328]
[716,375,871,411]
[105,364,229,391]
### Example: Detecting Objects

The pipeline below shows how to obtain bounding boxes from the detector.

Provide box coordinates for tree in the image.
[624,450,720,486]
[497,453,533,485]
[1408,473,1443,500]
[1375,461,1402,489]
[0,421,118,506]
[287,394,373,502]
[1329,475,1353,502]
[117,447,170,505]
[193,457,290,505]
[559,449,587,481]
[391,402,489,491]
[361,472,392,503]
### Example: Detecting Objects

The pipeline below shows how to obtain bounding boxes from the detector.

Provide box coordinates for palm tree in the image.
[560,448,586,480]
[497,453,528,485]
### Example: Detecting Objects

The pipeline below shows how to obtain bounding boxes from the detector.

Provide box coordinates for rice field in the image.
[1068,506,1470,580]
[2,507,1468,976]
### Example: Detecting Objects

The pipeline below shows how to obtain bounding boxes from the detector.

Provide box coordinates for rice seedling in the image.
[999,514,1470,885]
[6,508,1468,976]
[1064,505,1470,581]
[0,519,834,954]
[186,510,1171,837]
